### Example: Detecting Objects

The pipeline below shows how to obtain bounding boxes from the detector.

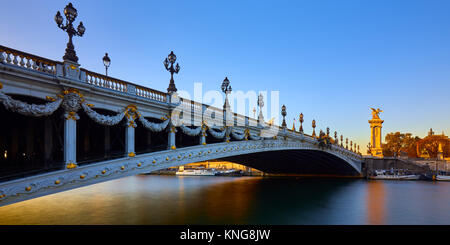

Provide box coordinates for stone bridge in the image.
[0,44,362,207]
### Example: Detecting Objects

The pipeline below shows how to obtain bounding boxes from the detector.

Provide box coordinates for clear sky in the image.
[1,0,450,153]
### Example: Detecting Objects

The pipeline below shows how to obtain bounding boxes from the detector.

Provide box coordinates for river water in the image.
[0,175,448,225]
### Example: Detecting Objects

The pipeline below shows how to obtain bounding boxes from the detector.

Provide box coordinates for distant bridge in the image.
[0,45,362,206]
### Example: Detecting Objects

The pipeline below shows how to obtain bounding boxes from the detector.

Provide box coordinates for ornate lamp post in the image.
[281,105,287,128]
[312,119,316,138]
[103,53,111,76]
[334,131,338,144]
[55,3,85,63]
[346,138,349,149]
[299,113,304,133]
[326,127,330,138]
[341,135,344,147]
[221,77,232,110]
[257,93,264,123]
[164,51,180,93]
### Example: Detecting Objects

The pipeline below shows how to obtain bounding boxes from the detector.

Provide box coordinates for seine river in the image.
[0,175,449,225]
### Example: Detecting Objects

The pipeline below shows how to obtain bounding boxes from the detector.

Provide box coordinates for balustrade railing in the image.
[82,69,167,103]
[83,69,128,93]
[0,45,58,75]
[135,85,166,102]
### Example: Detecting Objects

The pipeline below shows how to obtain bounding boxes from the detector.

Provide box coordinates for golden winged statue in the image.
[370,108,383,119]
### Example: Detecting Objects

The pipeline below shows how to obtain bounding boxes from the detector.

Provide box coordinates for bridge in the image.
[0,4,362,206]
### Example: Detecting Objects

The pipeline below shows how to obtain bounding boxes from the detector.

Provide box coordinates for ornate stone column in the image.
[61,88,82,169]
[200,122,207,145]
[125,105,137,157]
[168,124,177,150]
[369,108,384,157]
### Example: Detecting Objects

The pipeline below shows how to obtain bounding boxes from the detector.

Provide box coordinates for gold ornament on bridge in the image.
[128,152,136,157]
[46,96,56,102]
[125,105,138,128]
[66,111,78,121]
[66,162,77,169]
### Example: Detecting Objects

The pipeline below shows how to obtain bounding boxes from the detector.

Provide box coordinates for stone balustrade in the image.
[0,45,58,75]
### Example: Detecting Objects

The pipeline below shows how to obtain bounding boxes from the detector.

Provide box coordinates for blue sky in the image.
[1,0,450,153]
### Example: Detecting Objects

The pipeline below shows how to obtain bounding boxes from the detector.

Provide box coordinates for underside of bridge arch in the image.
[217,149,360,176]
[0,94,64,181]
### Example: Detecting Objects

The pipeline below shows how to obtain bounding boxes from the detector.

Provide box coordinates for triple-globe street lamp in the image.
[54,3,85,63]
[221,77,232,110]
[164,51,181,93]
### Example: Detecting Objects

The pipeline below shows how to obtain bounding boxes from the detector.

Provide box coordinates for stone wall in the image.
[363,157,431,177]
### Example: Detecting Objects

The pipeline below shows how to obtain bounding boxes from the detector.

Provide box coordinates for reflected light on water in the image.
[0,176,449,225]
[366,180,386,225]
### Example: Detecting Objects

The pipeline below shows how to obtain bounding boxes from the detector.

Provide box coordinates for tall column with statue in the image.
[369,108,384,157]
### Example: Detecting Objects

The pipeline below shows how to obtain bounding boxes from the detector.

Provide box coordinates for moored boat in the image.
[175,166,217,176]
[215,169,244,176]
[369,170,421,180]
[436,175,450,181]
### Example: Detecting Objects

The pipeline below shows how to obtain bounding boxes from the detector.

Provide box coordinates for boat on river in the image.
[436,175,450,181]
[369,170,421,180]
[175,166,217,176]
[215,169,244,176]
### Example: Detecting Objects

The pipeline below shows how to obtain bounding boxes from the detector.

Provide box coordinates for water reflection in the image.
[366,180,385,225]
[0,176,448,225]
